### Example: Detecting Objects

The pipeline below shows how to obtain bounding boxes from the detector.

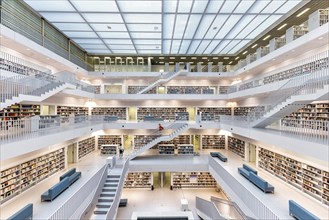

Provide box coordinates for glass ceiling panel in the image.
[90,24,127,32]
[247,15,282,38]
[123,14,161,23]
[195,15,216,39]
[73,39,103,44]
[71,0,119,12]
[276,1,301,13]
[248,0,271,13]
[212,40,230,54]
[225,15,257,39]
[206,0,224,13]
[135,45,161,50]
[170,40,181,54]
[40,12,84,22]
[130,32,161,39]
[163,40,171,54]
[79,44,106,49]
[204,15,229,39]
[235,15,268,39]
[173,14,189,39]
[163,14,175,39]
[25,0,75,11]
[187,40,201,54]
[134,39,161,45]
[203,40,220,54]
[195,40,211,54]
[63,31,98,38]
[83,13,123,23]
[164,0,177,13]
[184,14,202,38]
[178,0,193,13]
[118,1,161,12]
[127,24,161,32]
[109,45,135,50]
[220,40,241,54]
[179,40,191,54]
[192,0,209,13]
[262,0,287,13]
[104,39,133,44]
[220,0,240,13]
[138,50,161,54]
[229,40,250,54]
[233,0,255,13]
[215,15,242,38]
[52,23,92,31]
[97,32,130,38]
[111,50,136,54]
[88,49,112,54]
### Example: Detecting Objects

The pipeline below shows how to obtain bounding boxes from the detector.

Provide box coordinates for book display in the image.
[233,106,265,116]
[177,144,194,155]
[78,137,96,159]
[197,107,232,121]
[0,148,65,203]
[100,144,117,155]
[137,107,187,121]
[158,144,175,155]
[201,135,225,149]
[167,86,214,94]
[134,135,159,150]
[309,9,329,31]
[0,104,40,120]
[91,107,127,120]
[128,86,156,94]
[56,106,88,117]
[124,172,153,189]
[258,148,329,206]
[97,135,122,149]
[171,172,217,189]
[228,136,245,158]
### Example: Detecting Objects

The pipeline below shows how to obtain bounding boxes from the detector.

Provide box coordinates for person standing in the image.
[119,144,124,159]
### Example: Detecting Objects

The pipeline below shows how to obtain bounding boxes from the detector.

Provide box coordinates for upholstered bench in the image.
[249,172,274,193]
[289,200,320,220]
[60,168,81,185]
[7,203,33,220]
[238,164,258,179]
[119,198,128,207]
[41,177,70,202]
[210,152,228,162]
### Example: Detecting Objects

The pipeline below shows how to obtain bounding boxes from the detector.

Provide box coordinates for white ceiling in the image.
[24,0,303,55]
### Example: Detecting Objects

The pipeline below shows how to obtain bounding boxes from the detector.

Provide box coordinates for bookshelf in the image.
[233,106,265,116]
[286,25,309,43]
[269,37,286,52]
[228,136,245,159]
[158,144,175,155]
[0,104,40,120]
[91,107,127,120]
[175,112,189,121]
[56,106,88,117]
[167,86,214,94]
[124,172,153,189]
[201,135,225,149]
[309,9,329,31]
[137,107,187,121]
[78,137,96,159]
[128,86,156,94]
[281,102,329,132]
[100,144,117,155]
[258,148,329,206]
[97,135,122,149]
[95,85,101,94]
[0,148,65,203]
[218,86,230,94]
[171,172,217,189]
[39,115,60,129]
[134,135,159,150]
[177,144,194,155]
[197,107,232,121]
[157,135,192,149]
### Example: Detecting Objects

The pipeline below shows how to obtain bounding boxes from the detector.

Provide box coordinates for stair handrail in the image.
[247,50,329,121]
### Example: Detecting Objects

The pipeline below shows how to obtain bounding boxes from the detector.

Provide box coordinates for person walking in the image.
[158,123,164,133]
[119,144,124,159]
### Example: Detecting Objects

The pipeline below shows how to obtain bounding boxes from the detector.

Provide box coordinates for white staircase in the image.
[137,70,188,94]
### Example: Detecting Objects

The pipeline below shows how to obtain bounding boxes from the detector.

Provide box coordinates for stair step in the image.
[108,174,121,178]
[96,202,112,208]
[94,208,108,215]
[104,183,118,187]
[100,192,116,197]
[102,187,117,192]
[106,179,119,183]
[98,198,114,203]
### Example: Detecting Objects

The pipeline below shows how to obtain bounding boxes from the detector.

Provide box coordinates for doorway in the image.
[248,143,256,163]
[153,172,171,189]
[67,143,77,164]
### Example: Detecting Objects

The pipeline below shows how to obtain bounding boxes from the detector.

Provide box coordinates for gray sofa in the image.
[41,177,70,202]
[289,200,320,220]
[59,168,81,185]
[210,152,227,162]
[7,203,33,220]
[249,172,274,193]
[238,164,257,179]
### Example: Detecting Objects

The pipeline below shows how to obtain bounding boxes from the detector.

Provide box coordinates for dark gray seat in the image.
[249,172,274,193]
[289,200,320,220]
[60,168,81,185]
[41,177,70,202]
[7,203,33,220]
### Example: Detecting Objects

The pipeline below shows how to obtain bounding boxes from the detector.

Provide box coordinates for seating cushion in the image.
[60,168,76,181]
[238,167,249,179]
[289,200,320,220]
[217,153,227,162]
[243,164,257,175]
[68,172,81,185]
[7,203,33,220]
[249,172,274,193]
[210,152,219,157]
[41,177,70,202]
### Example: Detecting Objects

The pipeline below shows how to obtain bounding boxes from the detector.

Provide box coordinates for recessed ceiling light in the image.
[159,62,164,64]
[170,57,175,59]
[213,27,217,30]
[107,25,112,29]
[251,44,258,48]
[291,50,295,52]
[181,57,186,59]
[223,57,230,60]
[26,48,30,51]
[213,57,218,59]
[319,37,324,40]
[159,57,164,59]
[154,26,159,30]
[155,46,159,49]
[277,23,287,30]
[242,51,248,55]
[191,57,197,59]
[189,62,194,64]
[296,8,310,17]
[199,62,204,64]
[202,57,208,59]
[235,57,240,60]
[263,35,271,40]
[229,61,233,64]
[169,62,174,64]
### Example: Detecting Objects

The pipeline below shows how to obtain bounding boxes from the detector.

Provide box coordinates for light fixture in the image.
[199,62,204,64]
[26,48,30,51]
[159,62,164,64]
[181,57,186,59]
[202,57,207,59]
[189,62,194,64]
[191,57,197,59]
[213,57,219,59]
[277,23,287,30]
[263,35,271,40]
[46,57,50,60]
[235,57,240,60]
[223,57,229,60]
[107,25,112,29]
[296,8,310,17]
[169,62,174,64]
[154,26,159,30]
[155,46,159,49]
[229,61,233,64]
[251,44,258,48]
[319,37,324,40]
[170,57,175,59]
[213,27,217,30]
[242,51,248,55]
[159,57,164,59]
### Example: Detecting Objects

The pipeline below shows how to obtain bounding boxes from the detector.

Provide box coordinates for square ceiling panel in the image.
[24,0,303,55]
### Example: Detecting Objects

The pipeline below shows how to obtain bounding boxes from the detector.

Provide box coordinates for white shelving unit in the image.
[78,137,96,160]
[171,172,217,189]
[124,172,153,189]
[158,144,175,155]
[309,9,329,31]
[100,144,118,155]
[201,135,225,149]
[228,136,245,159]
[97,135,122,149]
[177,144,194,155]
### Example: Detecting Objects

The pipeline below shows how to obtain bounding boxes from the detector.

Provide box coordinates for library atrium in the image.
[0,0,329,219]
